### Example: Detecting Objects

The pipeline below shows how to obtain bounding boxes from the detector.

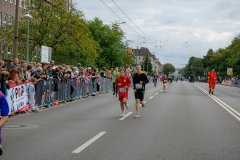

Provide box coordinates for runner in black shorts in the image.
[133,65,149,118]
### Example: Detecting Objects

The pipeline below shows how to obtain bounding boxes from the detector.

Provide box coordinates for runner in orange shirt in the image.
[208,69,218,95]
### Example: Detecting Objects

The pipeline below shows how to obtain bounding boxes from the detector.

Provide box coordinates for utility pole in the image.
[13,0,19,59]
[147,53,149,73]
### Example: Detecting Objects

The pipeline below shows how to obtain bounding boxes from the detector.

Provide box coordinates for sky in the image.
[75,0,240,68]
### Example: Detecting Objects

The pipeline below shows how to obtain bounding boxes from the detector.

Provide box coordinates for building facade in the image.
[0,0,72,60]
[127,47,158,73]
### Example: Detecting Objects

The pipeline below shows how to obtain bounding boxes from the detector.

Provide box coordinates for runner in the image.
[112,67,120,97]
[162,75,168,92]
[115,69,131,117]
[208,69,218,95]
[0,92,9,156]
[133,65,149,118]
[168,72,173,85]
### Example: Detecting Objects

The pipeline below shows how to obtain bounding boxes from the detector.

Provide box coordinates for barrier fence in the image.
[2,76,154,115]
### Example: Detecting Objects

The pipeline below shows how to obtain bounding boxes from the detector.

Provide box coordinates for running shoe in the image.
[209,90,211,95]
[121,111,125,117]
[113,92,115,96]
[212,92,214,95]
[134,114,140,118]
[116,93,117,97]
[125,103,129,110]
[142,103,145,108]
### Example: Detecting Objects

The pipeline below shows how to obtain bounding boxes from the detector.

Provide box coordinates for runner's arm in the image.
[0,95,9,127]
[133,74,136,89]
[143,74,149,84]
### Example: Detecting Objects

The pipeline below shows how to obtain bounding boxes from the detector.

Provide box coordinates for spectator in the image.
[34,63,42,72]
[76,63,81,72]
[26,64,34,80]
[50,60,56,70]
[100,67,106,78]
[0,71,10,97]
[71,67,77,79]
[32,62,36,69]
[9,58,20,69]
[53,67,62,82]
[29,78,38,113]
[47,66,53,81]
[0,61,7,71]
[62,64,66,71]
[16,67,25,84]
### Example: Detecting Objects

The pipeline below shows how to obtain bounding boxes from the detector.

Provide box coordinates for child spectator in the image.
[29,78,38,113]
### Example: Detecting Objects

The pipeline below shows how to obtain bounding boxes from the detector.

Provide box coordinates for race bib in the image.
[164,80,167,82]
[136,83,142,89]
[119,88,126,92]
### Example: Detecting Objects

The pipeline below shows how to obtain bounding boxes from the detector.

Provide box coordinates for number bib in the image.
[136,84,142,89]
[119,88,126,92]
[164,80,167,83]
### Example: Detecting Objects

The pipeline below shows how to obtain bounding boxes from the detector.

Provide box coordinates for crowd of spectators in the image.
[0,58,159,113]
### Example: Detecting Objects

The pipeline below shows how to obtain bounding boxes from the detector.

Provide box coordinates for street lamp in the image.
[136,42,146,66]
[25,11,32,65]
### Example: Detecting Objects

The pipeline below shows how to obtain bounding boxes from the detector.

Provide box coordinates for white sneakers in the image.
[134,114,140,118]
[121,111,125,117]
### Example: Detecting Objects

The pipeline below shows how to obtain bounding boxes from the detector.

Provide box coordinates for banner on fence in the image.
[6,81,31,115]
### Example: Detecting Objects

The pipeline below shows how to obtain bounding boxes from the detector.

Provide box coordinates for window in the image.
[15,0,16,5]
[20,0,23,7]
[10,0,13,3]
[5,0,7,2]
[24,0,27,9]
[9,16,13,27]
[3,14,7,28]
[0,13,2,27]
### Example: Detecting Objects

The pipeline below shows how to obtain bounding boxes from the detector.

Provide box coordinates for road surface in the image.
[2,81,240,160]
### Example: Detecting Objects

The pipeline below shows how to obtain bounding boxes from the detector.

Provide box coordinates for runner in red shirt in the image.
[115,69,131,117]
[162,75,168,92]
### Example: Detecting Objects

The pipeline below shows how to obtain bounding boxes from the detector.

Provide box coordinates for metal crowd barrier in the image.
[32,76,154,109]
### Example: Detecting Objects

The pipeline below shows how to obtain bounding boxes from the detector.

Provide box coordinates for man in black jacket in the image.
[133,65,149,118]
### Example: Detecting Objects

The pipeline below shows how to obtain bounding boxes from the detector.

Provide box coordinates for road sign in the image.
[230,71,233,76]
[227,68,232,75]
[41,45,52,63]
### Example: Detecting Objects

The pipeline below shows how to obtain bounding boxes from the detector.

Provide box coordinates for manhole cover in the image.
[3,124,39,129]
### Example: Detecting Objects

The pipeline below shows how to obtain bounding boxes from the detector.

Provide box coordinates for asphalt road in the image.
[2,81,240,160]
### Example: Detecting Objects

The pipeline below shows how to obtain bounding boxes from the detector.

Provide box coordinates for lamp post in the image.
[136,42,146,68]
[25,11,32,65]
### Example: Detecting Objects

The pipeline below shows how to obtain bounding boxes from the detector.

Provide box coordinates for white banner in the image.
[6,82,31,115]
[41,45,52,63]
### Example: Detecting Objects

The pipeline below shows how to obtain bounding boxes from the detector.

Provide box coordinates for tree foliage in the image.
[0,0,133,68]
[183,34,240,77]
[163,63,175,75]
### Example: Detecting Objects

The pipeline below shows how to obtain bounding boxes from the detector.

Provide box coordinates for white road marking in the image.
[72,132,106,153]
[155,92,158,95]
[160,90,162,92]
[119,112,133,120]
[149,96,154,99]
[193,84,240,122]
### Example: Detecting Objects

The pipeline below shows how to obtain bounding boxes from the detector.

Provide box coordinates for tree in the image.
[141,55,153,73]
[88,18,128,69]
[163,63,175,75]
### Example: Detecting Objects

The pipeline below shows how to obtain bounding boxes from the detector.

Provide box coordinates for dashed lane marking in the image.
[72,132,106,153]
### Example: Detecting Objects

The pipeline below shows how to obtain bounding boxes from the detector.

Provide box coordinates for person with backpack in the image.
[0,91,9,156]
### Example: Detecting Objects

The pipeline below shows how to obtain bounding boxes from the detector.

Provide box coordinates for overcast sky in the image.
[75,0,240,68]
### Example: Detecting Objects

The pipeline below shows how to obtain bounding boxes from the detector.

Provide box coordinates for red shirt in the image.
[162,78,168,84]
[115,76,131,95]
